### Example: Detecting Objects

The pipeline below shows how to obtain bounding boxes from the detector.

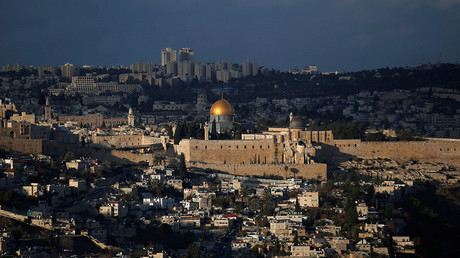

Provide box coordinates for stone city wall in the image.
[188,162,327,180]
[0,137,43,154]
[93,134,162,149]
[323,139,460,167]
[177,139,281,164]
[42,141,155,165]
[0,137,155,165]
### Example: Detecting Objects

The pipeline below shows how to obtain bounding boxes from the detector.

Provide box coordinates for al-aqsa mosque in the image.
[175,102,333,180]
[209,97,235,133]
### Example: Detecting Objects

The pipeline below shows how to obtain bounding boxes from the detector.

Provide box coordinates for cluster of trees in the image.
[309,121,367,139]
[173,121,205,144]
[365,130,426,142]
[0,190,15,205]
[145,180,182,198]
[402,187,460,257]
[135,222,195,253]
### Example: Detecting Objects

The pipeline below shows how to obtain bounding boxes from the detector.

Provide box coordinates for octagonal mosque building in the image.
[209,97,235,133]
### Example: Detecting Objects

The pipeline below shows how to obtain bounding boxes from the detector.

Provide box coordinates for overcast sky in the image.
[1,0,459,72]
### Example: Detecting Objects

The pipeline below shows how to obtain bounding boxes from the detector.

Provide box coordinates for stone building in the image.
[58,113,127,128]
[175,103,330,179]
[128,108,135,127]
[209,97,235,133]
[298,191,319,208]
[0,99,17,119]
[10,112,36,124]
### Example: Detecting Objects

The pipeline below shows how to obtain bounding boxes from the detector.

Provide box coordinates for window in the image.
[244,145,246,149]
[260,146,262,149]
[221,146,223,149]
[236,146,239,149]
[252,146,254,149]
[205,146,207,149]
[195,146,198,149]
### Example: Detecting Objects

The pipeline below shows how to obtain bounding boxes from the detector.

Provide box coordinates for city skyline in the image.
[1,0,459,72]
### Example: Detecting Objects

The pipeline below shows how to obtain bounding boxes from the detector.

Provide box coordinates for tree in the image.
[397,131,413,141]
[284,165,289,179]
[344,199,358,226]
[295,198,301,213]
[187,243,200,258]
[261,190,276,216]
[248,198,261,211]
[179,153,187,178]
[173,122,183,144]
[211,120,217,139]
[240,185,250,197]
[165,125,174,138]
[365,132,386,141]
[293,231,299,245]
[64,152,74,161]
[384,202,392,218]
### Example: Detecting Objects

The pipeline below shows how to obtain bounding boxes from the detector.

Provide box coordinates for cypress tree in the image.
[179,153,187,178]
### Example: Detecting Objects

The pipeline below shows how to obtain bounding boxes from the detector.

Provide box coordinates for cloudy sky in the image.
[1,0,459,72]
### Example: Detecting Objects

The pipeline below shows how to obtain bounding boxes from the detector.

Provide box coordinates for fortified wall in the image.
[188,162,327,180]
[177,138,280,164]
[322,139,460,167]
[0,136,155,165]
[58,113,127,128]
[92,134,162,149]
[41,141,155,165]
[0,137,43,154]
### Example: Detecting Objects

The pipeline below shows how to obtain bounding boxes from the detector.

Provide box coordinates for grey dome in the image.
[289,116,305,129]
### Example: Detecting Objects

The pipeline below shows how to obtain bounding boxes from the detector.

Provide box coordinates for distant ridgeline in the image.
[229,63,460,101]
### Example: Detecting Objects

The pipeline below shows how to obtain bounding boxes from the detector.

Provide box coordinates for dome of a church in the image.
[210,98,235,116]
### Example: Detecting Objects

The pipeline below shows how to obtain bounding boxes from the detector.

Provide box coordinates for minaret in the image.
[204,122,209,140]
[44,97,52,121]
[128,108,135,127]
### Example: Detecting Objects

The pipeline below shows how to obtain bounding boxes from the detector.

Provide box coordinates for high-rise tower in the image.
[178,48,194,62]
[161,48,177,66]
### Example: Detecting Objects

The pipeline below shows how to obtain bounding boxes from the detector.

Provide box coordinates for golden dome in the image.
[210,98,235,116]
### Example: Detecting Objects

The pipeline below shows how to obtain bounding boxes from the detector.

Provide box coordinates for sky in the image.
[1,0,460,72]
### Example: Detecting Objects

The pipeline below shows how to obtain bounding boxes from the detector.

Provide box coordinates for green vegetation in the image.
[179,153,187,178]
[135,222,196,252]
[309,121,367,139]
[145,180,182,198]
[174,121,205,144]
[402,187,460,257]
